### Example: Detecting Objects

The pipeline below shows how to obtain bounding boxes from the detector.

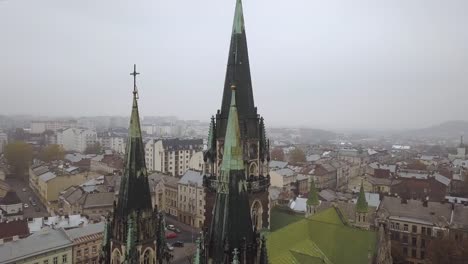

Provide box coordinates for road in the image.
[164,215,200,263]
[5,177,49,218]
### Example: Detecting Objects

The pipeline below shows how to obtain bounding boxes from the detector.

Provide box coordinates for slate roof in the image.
[179,170,203,187]
[379,196,452,225]
[38,171,57,182]
[274,168,295,177]
[32,166,49,176]
[0,228,72,263]
[162,138,203,151]
[65,222,104,241]
[434,174,451,186]
[82,192,114,209]
[452,204,468,230]
[269,161,288,169]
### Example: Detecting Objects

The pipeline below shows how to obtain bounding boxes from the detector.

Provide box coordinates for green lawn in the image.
[270,207,304,232]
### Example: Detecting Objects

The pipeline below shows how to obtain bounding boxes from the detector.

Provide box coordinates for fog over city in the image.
[1,0,468,130]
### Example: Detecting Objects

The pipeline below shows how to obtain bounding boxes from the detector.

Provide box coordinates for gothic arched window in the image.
[251,200,263,230]
[143,249,151,264]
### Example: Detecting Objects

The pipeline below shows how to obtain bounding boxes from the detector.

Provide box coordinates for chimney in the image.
[12,235,19,241]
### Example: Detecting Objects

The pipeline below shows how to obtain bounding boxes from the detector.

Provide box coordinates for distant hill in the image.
[402,120,468,140]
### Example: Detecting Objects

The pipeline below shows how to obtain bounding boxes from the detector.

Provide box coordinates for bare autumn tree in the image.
[4,141,33,181]
[427,237,461,264]
[40,144,65,162]
[391,241,406,264]
[289,147,306,163]
[270,147,285,161]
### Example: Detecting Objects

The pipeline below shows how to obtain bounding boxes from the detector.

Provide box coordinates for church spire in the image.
[356,181,368,213]
[220,0,255,120]
[116,64,152,216]
[307,177,320,206]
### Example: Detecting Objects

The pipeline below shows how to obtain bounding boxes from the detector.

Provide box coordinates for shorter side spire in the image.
[356,181,368,213]
[307,177,320,206]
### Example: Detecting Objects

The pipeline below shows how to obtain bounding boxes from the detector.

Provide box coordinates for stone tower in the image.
[355,181,369,229]
[203,0,271,235]
[99,65,167,264]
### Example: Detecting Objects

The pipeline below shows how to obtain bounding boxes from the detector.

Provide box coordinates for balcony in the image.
[204,175,270,193]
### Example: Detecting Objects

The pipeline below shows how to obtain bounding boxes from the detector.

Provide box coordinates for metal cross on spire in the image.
[130,64,140,97]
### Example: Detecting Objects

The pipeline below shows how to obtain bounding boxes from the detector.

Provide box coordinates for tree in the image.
[270,147,285,161]
[85,142,102,154]
[289,147,306,163]
[40,144,65,162]
[427,238,458,264]
[4,141,33,180]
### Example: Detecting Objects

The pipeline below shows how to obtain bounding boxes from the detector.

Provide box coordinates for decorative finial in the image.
[130,64,140,96]
[231,84,237,91]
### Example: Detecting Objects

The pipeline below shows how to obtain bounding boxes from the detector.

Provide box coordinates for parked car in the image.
[167,224,176,231]
[172,241,184,248]
[23,203,29,208]
[165,231,177,239]
[166,243,174,251]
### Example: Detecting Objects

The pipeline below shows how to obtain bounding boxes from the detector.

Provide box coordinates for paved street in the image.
[5,177,48,218]
[165,215,200,263]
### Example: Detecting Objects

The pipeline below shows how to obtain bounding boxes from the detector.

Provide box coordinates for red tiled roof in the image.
[0,220,29,240]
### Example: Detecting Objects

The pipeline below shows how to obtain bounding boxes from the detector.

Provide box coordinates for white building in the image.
[30,120,77,134]
[97,132,126,154]
[0,131,7,154]
[57,128,97,153]
[177,170,205,228]
[145,138,203,176]
[188,151,204,171]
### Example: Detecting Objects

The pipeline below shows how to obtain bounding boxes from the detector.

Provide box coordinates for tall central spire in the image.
[116,64,152,216]
[220,0,255,120]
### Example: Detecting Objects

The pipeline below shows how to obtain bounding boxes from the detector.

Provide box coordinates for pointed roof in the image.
[220,85,244,172]
[116,68,153,216]
[356,182,368,213]
[220,0,255,119]
[307,178,320,206]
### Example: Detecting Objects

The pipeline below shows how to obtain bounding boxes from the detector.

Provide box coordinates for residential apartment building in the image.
[30,120,77,134]
[0,131,7,154]
[29,165,101,206]
[145,138,203,176]
[59,187,114,220]
[378,196,468,264]
[57,128,97,153]
[164,176,179,217]
[65,222,104,264]
[97,132,126,154]
[270,167,296,190]
[0,190,23,221]
[178,170,205,228]
[90,154,124,174]
[0,228,73,264]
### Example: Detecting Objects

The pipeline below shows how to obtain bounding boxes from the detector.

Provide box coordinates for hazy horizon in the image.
[1,0,468,130]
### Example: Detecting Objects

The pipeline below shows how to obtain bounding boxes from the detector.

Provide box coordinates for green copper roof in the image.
[116,78,153,216]
[220,87,244,172]
[126,213,137,261]
[356,182,368,213]
[268,208,377,264]
[232,0,245,34]
[307,178,320,206]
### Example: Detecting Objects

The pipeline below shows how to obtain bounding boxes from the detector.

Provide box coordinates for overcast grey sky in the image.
[1,0,467,130]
